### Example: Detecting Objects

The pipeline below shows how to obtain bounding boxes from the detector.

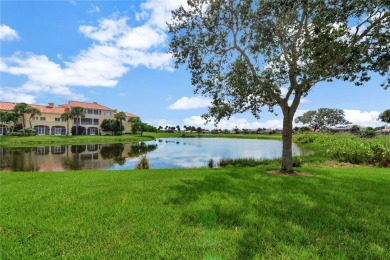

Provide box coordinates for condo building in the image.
[0,100,139,136]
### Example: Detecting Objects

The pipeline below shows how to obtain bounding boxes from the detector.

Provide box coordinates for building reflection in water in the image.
[0,143,157,172]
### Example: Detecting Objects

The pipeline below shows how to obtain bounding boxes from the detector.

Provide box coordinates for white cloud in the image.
[294,109,383,127]
[280,87,310,105]
[344,110,382,127]
[0,87,36,103]
[149,119,176,127]
[168,96,211,110]
[300,98,311,104]
[1,5,175,101]
[79,17,129,43]
[137,0,188,29]
[0,24,20,41]
[116,25,166,50]
[88,4,100,14]
[183,116,284,130]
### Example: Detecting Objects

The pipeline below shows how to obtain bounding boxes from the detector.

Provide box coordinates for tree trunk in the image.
[21,114,26,133]
[281,114,294,173]
[76,117,79,135]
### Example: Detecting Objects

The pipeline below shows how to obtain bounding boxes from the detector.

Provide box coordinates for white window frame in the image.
[37,127,45,135]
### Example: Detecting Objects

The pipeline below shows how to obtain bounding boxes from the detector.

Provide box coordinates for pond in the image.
[0,138,310,172]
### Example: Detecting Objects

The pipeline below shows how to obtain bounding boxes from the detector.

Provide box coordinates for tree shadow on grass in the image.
[168,168,390,259]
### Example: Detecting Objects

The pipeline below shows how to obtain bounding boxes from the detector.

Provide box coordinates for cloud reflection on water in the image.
[116,138,304,170]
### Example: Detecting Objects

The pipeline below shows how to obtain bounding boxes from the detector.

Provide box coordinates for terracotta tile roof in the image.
[69,100,115,111]
[0,101,16,111]
[30,104,68,114]
[1,101,135,116]
[0,101,68,114]
[124,112,139,118]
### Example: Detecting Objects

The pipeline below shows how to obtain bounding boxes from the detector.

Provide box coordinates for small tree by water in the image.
[135,154,150,169]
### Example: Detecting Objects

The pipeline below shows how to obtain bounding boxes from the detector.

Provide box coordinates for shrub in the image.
[23,128,37,136]
[294,134,317,144]
[5,132,21,136]
[358,129,376,138]
[292,156,302,167]
[207,158,214,168]
[217,158,275,168]
[135,154,150,169]
[294,133,389,167]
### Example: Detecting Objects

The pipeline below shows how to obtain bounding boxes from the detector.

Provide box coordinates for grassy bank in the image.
[0,135,154,148]
[1,166,389,259]
[294,133,390,167]
[0,133,282,147]
[0,132,282,148]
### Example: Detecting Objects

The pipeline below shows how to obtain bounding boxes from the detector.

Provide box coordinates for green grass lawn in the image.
[0,132,282,148]
[1,166,389,259]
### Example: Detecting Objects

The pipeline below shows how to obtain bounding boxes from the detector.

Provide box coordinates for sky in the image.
[1,0,389,130]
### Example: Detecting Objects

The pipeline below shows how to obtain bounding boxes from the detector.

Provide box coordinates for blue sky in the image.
[1,0,389,129]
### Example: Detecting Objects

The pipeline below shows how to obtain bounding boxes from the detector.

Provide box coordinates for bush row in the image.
[207,157,302,168]
[294,133,390,167]
[5,128,37,136]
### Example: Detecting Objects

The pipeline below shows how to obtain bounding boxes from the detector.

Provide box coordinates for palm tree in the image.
[0,111,13,133]
[114,112,126,134]
[7,112,19,132]
[13,103,32,133]
[70,107,85,135]
[60,112,73,136]
[28,107,41,129]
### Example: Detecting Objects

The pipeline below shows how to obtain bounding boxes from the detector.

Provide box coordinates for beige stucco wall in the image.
[1,108,138,135]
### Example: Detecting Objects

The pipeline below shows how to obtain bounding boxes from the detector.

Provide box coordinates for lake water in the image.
[0,138,309,172]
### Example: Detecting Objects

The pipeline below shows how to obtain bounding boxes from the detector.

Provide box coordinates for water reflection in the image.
[0,138,311,172]
[116,138,311,170]
[0,143,158,172]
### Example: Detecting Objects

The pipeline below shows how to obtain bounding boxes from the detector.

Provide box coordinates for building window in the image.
[37,147,46,155]
[55,118,61,122]
[87,109,93,114]
[40,117,46,121]
[94,110,101,115]
[53,146,62,154]
[104,112,111,116]
[80,118,93,125]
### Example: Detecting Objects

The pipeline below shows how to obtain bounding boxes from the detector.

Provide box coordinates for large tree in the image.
[131,122,156,136]
[13,103,33,133]
[168,0,389,172]
[70,107,85,135]
[378,109,390,124]
[100,119,123,135]
[295,108,350,131]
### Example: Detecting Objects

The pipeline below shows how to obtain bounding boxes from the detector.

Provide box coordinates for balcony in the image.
[74,118,99,126]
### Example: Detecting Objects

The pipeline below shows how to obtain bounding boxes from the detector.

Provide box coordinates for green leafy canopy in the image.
[168,0,389,122]
[168,0,389,172]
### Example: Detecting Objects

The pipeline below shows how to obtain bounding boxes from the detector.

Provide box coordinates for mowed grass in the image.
[1,167,389,259]
[0,135,154,148]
